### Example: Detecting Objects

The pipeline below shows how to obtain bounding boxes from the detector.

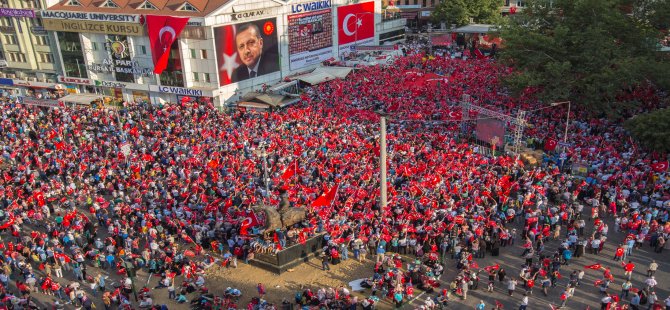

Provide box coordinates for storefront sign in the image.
[31,26,47,35]
[352,45,399,51]
[0,8,35,18]
[95,80,126,88]
[12,79,60,88]
[291,0,331,13]
[157,86,203,96]
[57,76,94,86]
[231,9,269,21]
[0,77,13,85]
[22,97,59,108]
[86,58,153,76]
[43,19,143,36]
[41,11,138,23]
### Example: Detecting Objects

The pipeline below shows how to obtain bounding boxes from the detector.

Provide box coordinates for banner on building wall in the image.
[288,8,333,70]
[337,1,375,56]
[43,19,143,36]
[214,18,279,86]
[0,8,35,18]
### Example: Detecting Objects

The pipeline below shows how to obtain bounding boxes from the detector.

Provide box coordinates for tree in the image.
[498,0,670,115]
[625,108,670,153]
[432,0,504,27]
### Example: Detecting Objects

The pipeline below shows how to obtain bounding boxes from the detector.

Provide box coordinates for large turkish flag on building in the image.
[146,15,189,74]
[337,1,375,46]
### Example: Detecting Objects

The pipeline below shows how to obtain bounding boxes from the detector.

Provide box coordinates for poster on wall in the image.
[337,1,375,56]
[288,8,333,70]
[214,18,279,86]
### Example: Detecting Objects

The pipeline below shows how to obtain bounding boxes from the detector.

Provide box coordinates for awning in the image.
[269,80,298,92]
[453,24,495,34]
[239,92,300,109]
[59,93,107,105]
[293,66,353,85]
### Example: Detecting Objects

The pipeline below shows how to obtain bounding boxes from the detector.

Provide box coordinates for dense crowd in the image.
[0,41,667,310]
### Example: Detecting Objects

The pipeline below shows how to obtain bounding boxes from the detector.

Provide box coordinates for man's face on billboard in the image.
[235,26,264,69]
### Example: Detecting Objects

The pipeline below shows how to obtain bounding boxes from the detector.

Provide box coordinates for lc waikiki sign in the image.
[291,0,331,13]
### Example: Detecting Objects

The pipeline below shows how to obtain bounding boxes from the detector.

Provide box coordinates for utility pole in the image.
[379,114,388,209]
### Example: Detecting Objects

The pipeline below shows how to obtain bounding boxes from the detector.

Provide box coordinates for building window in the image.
[23,0,39,8]
[203,73,210,83]
[140,45,147,54]
[3,34,16,45]
[90,42,98,50]
[39,53,53,63]
[190,49,196,58]
[178,2,198,12]
[200,50,207,59]
[35,36,49,45]
[29,18,42,27]
[0,17,11,27]
[8,52,26,62]
[65,0,82,6]
[192,72,199,82]
[100,0,119,8]
[138,1,157,9]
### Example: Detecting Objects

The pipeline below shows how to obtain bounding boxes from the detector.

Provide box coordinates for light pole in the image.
[376,111,388,209]
[550,101,571,152]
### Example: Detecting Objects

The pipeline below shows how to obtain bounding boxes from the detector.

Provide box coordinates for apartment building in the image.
[0,0,58,94]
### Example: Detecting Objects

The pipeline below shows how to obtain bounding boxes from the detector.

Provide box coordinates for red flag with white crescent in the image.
[146,15,189,74]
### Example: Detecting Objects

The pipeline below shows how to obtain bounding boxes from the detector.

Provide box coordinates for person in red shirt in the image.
[613,244,624,261]
[623,260,635,280]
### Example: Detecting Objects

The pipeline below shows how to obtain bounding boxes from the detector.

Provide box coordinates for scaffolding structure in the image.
[460,94,527,154]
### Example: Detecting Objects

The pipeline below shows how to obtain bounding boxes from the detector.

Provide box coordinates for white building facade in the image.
[42,0,405,107]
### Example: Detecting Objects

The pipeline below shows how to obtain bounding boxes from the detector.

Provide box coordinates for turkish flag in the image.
[448,110,463,120]
[311,182,339,208]
[146,15,189,74]
[584,264,602,270]
[281,160,299,181]
[337,1,375,46]
[510,6,517,14]
[214,24,239,86]
[544,138,558,151]
[651,161,668,173]
[33,191,45,207]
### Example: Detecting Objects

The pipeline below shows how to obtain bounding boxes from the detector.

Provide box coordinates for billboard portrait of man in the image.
[215,18,279,86]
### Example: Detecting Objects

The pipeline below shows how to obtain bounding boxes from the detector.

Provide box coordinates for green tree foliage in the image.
[498,0,670,114]
[625,108,670,153]
[431,0,504,27]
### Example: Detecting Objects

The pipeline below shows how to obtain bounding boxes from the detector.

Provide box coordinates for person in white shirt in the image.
[519,293,529,309]
[645,276,657,291]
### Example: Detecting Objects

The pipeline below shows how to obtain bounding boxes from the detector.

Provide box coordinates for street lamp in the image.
[550,101,571,152]
[375,110,388,209]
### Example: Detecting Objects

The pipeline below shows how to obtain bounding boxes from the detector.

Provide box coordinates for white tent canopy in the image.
[453,24,495,34]
[59,93,107,105]
[293,66,353,85]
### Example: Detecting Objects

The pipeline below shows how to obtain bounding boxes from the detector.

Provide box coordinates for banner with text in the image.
[43,19,143,36]
[288,9,333,70]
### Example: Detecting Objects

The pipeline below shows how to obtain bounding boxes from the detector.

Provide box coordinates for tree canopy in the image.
[431,0,503,27]
[625,108,670,153]
[498,0,670,115]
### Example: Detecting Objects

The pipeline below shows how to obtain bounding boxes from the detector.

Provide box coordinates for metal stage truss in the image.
[460,94,527,154]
